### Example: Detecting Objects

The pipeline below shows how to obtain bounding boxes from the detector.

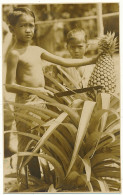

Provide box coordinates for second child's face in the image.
[14,14,35,43]
[67,38,87,59]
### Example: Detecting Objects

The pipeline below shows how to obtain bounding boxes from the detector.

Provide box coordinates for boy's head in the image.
[7,7,35,42]
[8,7,35,26]
[67,28,87,59]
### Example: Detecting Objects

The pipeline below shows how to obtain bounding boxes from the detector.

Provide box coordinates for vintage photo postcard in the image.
[1,1,121,193]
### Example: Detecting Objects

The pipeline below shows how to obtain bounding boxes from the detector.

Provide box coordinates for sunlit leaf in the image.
[67,101,96,175]
[48,184,58,192]
[4,130,39,141]
[82,157,91,182]
[48,102,80,126]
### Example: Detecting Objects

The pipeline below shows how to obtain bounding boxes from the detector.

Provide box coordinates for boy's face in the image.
[13,14,35,43]
[67,38,87,59]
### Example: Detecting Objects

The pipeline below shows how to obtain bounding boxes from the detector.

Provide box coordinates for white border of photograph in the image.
[0,1,122,195]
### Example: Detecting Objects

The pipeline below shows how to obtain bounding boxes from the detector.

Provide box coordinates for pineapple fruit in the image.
[87,32,118,99]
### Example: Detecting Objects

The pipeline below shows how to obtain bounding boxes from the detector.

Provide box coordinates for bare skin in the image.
[6,14,97,94]
[67,36,87,59]
[6,46,45,88]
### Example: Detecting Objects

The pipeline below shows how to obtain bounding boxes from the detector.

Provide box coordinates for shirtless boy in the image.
[5,7,97,191]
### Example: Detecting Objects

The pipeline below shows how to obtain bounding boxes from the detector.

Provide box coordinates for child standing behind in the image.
[66,28,95,88]
[5,7,97,191]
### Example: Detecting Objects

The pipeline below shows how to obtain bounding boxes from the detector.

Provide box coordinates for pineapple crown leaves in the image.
[98,32,119,55]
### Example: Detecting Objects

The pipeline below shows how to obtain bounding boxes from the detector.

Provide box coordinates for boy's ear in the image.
[8,25,14,33]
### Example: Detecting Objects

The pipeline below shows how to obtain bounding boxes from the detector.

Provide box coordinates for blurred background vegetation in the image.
[2,3,119,55]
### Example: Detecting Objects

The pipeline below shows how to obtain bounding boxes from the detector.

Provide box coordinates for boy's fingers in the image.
[36,88,54,96]
[46,90,54,96]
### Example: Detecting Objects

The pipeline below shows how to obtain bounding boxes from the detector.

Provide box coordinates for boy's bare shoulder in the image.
[29,45,45,54]
[7,49,19,64]
[30,45,42,50]
[7,49,19,59]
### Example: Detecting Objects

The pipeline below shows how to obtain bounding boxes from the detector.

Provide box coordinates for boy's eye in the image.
[71,46,75,49]
[20,24,26,27]
[70,45,84,49]
[20,24,35,28]
[29,24,35,28]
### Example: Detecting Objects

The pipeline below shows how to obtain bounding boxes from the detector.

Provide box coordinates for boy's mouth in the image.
[74,54,80,58]
[25,34,32,38]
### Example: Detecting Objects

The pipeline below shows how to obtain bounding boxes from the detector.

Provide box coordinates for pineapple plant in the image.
[4,71,120,192]
[87,32,118,99]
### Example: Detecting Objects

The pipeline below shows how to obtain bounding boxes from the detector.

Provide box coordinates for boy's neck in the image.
[15,40,30,49]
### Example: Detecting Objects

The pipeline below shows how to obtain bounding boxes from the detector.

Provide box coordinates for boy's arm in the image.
[5,51,21,94]
[41,49,97,67]
[3,21,13,61]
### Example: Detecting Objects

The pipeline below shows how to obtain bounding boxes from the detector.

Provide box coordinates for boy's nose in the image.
[75,47,79,52]
[25,27,31,32]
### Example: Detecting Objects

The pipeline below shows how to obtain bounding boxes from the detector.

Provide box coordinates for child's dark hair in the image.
[7,7,35,26]
[67,28,87,44]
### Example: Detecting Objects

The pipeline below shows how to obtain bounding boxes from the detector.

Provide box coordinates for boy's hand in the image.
[34,87,54,96]
[91,54,99,64]
[44,89,54,96]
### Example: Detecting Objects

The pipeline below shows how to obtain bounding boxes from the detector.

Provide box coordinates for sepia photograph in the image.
[2,1,120,193]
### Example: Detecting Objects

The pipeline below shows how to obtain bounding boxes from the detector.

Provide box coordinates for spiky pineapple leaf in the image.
[105,119,120,133]
[21,112,68,168]
[53,130,73,157]
[91,153,119,167]
[4,130,39,141]
[82,157,91,182]
[57,66,80,88]
[98,32,118,55]
[40,158,53,184]
[67,101,96,175]
[14,111,45,126]
[15,152,65,187]
[48,102,80,126]
[45,141,69,172]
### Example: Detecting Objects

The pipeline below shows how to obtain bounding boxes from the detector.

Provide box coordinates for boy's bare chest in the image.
[18,49,41,67]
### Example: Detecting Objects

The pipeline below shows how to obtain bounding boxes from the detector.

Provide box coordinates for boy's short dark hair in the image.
[7,7,35,26]
[67,28,87,44]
